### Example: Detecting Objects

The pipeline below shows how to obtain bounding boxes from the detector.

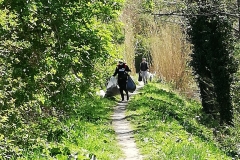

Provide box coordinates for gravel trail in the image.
[111,85,144,160]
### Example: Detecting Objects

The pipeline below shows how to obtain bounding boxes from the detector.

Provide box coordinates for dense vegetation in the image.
[0,0,125,159]
[186,1,238,125]
[0,0,240,159]
[127,83,234,159]
[122,0,240,125]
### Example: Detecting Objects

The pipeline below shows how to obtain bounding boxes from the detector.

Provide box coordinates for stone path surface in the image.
[111,85,144,160]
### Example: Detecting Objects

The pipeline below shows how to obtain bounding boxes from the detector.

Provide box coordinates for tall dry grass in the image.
[118,1,142,73]
[119,0,198,98]
[149,24,195,91]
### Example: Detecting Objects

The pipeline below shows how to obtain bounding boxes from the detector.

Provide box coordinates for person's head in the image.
[119,59,124,65]
[142,58,146,62]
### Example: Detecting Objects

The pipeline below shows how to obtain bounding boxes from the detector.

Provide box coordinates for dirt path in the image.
[111,85,144,160]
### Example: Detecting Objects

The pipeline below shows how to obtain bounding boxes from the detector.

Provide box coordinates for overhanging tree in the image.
[0,0,124,110]
[0,0,124,157]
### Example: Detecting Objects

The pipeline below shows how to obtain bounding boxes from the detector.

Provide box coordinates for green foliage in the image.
[141,0,155,13]
[186,1,238,125]
[232,42,240,111]
[134,35,152,72]
[126,83,235,159]
[12,97,122,159]
[0,0,125,158]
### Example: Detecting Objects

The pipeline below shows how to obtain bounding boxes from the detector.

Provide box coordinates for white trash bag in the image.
[105,77,120,97]
[106,76,118,88]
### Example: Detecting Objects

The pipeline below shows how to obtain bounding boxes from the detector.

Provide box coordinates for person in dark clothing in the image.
[113,60,131,101]
[140,57,149,84]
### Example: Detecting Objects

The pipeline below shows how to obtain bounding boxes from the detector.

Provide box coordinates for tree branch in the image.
[152,12,240,18]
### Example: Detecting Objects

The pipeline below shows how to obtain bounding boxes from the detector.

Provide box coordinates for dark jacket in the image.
[113,63,131,80]
[140,62,149,71]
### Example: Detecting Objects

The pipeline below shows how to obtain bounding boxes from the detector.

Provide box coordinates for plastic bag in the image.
[127,76,136,93]
[107,77,118,89]
[105,77,120,97]
[105,85,120,97]
[138,72,142,81]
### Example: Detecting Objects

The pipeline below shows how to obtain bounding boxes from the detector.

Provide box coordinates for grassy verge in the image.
[21,97,123,160]
[127,83,232,160]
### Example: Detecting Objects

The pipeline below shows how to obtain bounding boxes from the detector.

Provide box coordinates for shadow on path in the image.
[111,85,144,160]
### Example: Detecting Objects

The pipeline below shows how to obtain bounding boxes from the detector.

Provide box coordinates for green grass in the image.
[20,97,123,160]
[127,83,232,160]
[9,81,239,160]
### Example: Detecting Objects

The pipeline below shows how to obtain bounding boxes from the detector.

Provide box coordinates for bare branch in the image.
[152,12,240,18]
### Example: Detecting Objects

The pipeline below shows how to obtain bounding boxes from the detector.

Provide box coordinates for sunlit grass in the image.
[127,83,232,160]
[21,97,123,160]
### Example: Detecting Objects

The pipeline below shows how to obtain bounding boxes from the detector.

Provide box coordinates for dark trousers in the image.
[118,78,129,101]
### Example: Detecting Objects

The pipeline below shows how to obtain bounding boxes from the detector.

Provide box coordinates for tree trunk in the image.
[238,0,240,38]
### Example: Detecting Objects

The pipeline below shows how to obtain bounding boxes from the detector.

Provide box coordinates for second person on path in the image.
[140,57,149,84]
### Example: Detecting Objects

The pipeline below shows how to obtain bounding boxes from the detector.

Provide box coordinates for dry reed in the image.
[119,0,198,98]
